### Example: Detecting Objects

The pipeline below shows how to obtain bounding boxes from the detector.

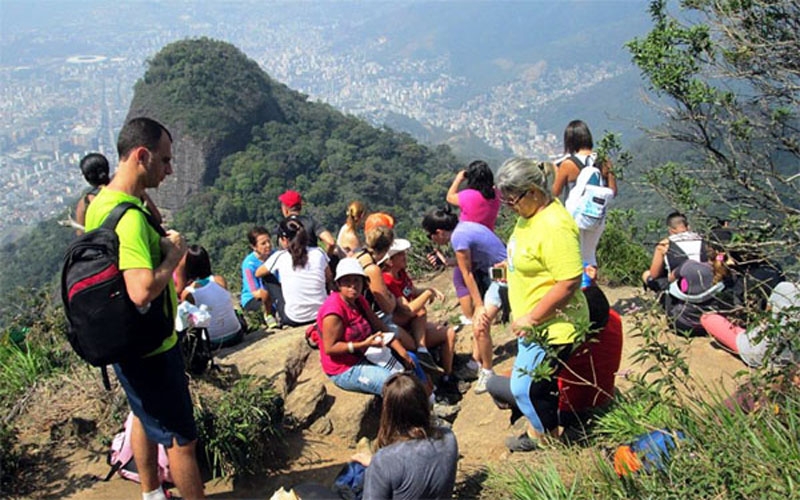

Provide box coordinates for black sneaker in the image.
[505,433,541,453]
[416,350,445,374]
[437,376,460,394]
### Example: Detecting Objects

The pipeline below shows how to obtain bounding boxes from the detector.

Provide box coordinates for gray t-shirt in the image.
[363,428,458,500]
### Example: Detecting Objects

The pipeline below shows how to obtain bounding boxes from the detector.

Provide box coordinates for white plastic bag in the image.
[175,301,212,331]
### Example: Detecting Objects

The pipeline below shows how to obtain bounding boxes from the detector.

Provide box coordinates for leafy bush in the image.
[487,291,800,499]
[194,376,286,478]
[596,209,651,286]
[489,375,800,499]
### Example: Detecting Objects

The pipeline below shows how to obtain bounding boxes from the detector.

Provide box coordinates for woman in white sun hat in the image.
[316,258,422,396]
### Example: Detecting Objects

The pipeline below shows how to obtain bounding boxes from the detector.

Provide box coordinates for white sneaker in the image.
[474,369,493,394]
[459,314,473,326]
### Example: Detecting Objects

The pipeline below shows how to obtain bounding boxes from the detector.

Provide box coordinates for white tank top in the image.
[186,279,241,341]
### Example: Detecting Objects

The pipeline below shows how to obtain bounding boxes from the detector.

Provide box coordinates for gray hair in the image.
[496,157,556,203]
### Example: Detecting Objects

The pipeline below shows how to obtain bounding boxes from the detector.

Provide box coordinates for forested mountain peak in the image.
[1,37,462,305]
[139,37,482,283]
[126,38,288,210]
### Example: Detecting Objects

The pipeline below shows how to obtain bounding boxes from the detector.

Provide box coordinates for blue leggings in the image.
[510,338,570,433]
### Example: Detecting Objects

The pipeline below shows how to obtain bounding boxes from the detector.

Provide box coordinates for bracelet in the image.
[347,341,355,354]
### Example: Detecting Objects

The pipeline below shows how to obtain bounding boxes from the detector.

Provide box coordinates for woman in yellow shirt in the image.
[494,157,589,452]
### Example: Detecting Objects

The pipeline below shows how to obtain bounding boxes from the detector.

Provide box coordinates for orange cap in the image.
[364,212,395,234]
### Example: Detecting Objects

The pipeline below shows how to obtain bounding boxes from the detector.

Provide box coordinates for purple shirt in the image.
[451,221,507,273]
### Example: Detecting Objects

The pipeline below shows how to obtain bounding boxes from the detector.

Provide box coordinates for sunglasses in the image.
[502,191,527,207]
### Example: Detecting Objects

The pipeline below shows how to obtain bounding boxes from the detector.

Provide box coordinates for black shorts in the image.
[114,343,197,447]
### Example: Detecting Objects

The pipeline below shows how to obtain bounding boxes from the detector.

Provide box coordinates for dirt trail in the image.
[21,273,746,500]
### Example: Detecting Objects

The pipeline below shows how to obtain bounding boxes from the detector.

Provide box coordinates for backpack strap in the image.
[569,154,586,169]
[101,202,166,237]
[99,201,173,388]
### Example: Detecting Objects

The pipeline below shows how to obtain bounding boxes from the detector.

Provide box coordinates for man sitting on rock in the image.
[642,211,707,295]
[278,190,345,266]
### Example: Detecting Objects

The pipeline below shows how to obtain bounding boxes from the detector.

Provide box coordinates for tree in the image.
[627,0,799,264]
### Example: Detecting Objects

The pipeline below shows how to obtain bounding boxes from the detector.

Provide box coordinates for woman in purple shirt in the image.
[445,160,501,326]
[423,208,507,394]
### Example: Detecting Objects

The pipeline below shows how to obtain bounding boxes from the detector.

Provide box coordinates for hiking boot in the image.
[474,369,493,394]
[416,350,445,374]
[505,432,541,453]
[437,376,461,394]
[435,378,462,405]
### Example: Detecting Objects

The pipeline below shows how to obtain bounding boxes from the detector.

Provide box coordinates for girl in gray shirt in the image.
[353,373,458,500]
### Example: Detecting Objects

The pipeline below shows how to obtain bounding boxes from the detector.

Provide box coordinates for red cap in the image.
[278,190,302,208]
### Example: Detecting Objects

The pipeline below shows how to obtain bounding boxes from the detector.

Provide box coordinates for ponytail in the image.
[278,217,309,269]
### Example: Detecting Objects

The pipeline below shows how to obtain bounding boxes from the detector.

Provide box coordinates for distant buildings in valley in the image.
[0,10,626,239]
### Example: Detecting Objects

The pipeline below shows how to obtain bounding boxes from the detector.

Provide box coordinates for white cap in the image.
[335,258,368,282]
[377,238,411,266]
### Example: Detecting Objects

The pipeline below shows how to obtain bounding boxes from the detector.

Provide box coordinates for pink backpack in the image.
[105,412,173,485]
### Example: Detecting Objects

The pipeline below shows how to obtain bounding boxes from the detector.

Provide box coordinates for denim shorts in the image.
[484,281,507,309]
[114,344,197,447]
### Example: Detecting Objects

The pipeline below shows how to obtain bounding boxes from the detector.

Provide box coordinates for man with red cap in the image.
[278,190,343,259]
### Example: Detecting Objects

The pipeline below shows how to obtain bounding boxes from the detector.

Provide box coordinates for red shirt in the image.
[383,269,415,300]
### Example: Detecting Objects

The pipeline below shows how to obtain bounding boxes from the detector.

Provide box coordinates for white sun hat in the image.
[334,257,368,282]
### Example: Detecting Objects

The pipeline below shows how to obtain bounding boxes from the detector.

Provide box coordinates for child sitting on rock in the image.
[380,238,458,395]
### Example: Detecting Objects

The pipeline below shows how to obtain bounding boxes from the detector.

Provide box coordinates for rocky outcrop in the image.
[123,38,287,212]
[221,327,380,445]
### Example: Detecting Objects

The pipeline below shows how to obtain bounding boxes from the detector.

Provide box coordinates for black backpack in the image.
[61,202,174,380]
[179,327,214,375]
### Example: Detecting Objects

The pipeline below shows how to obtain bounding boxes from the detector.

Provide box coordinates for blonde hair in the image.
[365,225,394,257]
[345,201,366,230]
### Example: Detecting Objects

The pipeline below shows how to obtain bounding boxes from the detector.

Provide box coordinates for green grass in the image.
[488,384,800,499]
[0,340,53,405]
[194,375,286,478]
[486,302,800,500]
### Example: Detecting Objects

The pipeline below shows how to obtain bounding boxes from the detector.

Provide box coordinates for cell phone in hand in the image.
[427,250,445,267]
[490,266,506,281]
